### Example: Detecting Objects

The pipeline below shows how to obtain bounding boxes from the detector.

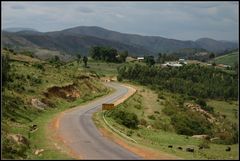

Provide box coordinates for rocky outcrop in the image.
[44,84,80,101]
[31,98,47,110]
[185,103,216,123]
[8,134,29,147]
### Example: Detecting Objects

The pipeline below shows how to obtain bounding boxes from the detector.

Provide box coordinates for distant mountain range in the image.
[2,26,238,56]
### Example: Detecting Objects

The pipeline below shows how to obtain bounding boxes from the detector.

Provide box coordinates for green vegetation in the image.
[96,83,238,159]
[157,53,178,63]
[118,63,238,100]
[144,55,155,66]
[106,108,139,129]
[2,49,111,159]
[90,46,128,63]
[85,59,122,77]
[214,51,239,67]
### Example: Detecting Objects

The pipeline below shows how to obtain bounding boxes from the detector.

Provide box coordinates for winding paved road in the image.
[57,82,141,159]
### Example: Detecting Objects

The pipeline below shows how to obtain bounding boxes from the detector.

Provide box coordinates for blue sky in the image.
[2,1,239,41]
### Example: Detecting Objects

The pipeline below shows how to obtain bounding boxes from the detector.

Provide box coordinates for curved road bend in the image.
[57,82,142,159]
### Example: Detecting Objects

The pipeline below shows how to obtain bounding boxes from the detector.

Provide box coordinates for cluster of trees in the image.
[157,53,179,64]
[89,46,128,63]
[76,54,88,67]
[117,64,238,100]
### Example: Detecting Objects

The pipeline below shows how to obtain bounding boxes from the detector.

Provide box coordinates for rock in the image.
[30,124,38,132]
[35,149,44,155]
[9,134,29,146]
[147,125,152,129]
[31,98,47,110]
[192,134,209,139]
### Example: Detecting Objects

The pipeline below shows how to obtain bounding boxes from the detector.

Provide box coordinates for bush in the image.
[126,130,134,136]
[2,136,28,159]
[154,111,160,114]
[33,63,44,70]
[140,118,147,126]
[148,115,156,120]
[199,140,210,149]
[158,94,165,99]
[109,109,139,129]
[134,104,141,109]
[195,98,207,107]
[201,105,214,113]
[117,75,123,82]
[171,112,212,136]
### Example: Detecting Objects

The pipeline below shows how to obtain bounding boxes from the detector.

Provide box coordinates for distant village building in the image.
[217,64,231,68]
[179,59,187,64]
[162,61,183,67]
[137,57,144,61]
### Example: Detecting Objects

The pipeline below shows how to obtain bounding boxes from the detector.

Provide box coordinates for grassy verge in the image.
[93,82,239,160]
[2,49,115,159]
[25,90,112,159]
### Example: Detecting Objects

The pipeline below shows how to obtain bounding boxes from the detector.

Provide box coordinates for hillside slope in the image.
[2,49,110,159]
[2,26,238,56]
[214,51,239,66]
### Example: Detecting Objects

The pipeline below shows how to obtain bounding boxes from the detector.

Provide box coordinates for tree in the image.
[77,54,82,65]
[83,56,88,67]
[157,53,162,63]
[144,55,155,67]
[118,51,128,63]
[209,53,215,59]
[54,56,60,62]
[234,62,238,75]
[2,54,10,87]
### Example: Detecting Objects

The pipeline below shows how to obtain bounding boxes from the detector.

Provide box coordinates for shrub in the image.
[140,118,147,126]
[109,109,139,129]
[33,63,44,70]
[195,98,207,107]
[158,94,165,99]
[154,111,160,114]
[199,140,210,149]
[148,115,156,120]
[202,105,214,113]
[171,112,212,136]
[134,104,141,109]
[126,130,134,136]
[117,75,123,82]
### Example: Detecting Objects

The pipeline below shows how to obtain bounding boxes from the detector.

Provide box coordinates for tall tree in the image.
[77,54,82,65]
[83,56,88,68]
[209,53,215,59]
[144,55,155,67]
[2,54,10,87]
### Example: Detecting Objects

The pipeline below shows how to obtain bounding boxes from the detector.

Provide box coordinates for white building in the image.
[137,57,144,61]
[179,58,187,64]
[162,62,183,67]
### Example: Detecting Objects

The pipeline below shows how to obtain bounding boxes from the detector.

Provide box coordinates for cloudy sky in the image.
[2,1,239,41]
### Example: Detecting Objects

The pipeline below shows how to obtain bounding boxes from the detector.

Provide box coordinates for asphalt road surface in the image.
[58,82,142,159]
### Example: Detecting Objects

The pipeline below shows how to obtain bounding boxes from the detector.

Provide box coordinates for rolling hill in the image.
[2,26,238,57]
[214,51,239,66]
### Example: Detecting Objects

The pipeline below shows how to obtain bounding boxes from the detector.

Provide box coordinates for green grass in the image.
[214,52,239,67]
[25,91,110,159]
[207,100,238,123]
[2,50,114,159]
[94,83,239,160]
[85,59,122,77]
